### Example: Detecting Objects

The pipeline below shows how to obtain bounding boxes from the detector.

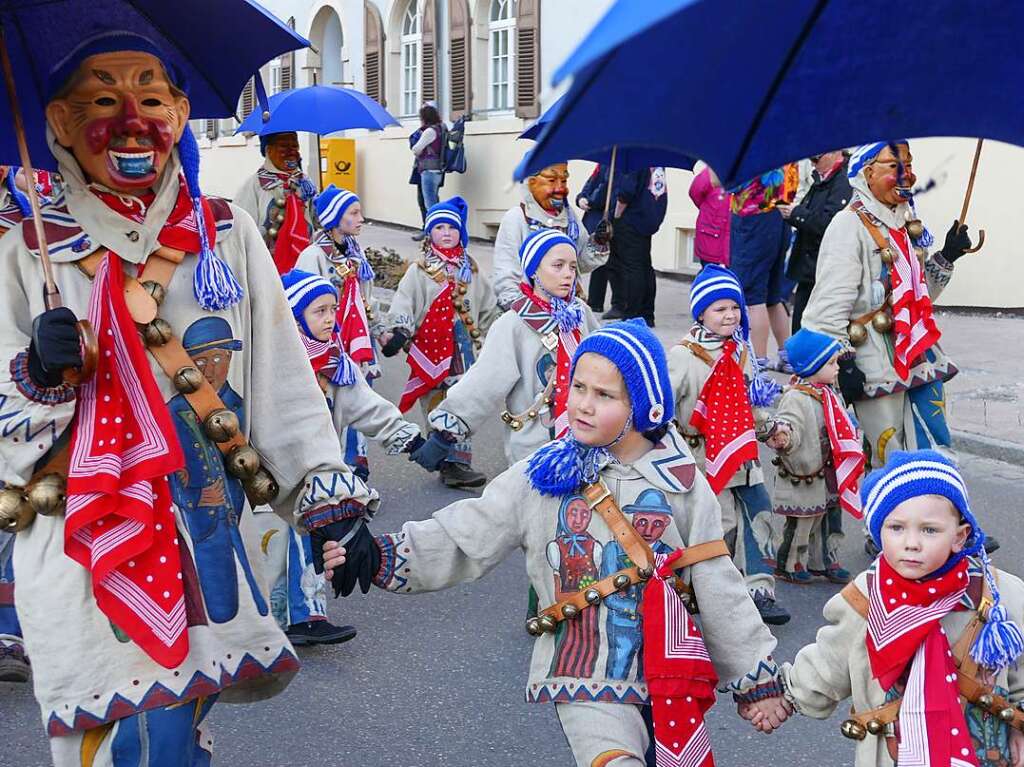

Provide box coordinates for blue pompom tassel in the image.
[527,437,608,497]
[330,351,358,387]
[749,373,782,408]
[550,295,583,333]
[344,236,375,282]
[971,602,1024,670]
[297,176,317,202]
[909,200,935,248]
[457,251,473,284]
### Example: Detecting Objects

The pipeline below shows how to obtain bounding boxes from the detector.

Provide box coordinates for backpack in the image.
[443,116,468,174]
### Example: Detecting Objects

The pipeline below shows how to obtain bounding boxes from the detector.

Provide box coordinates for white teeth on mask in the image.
[109,151,155,162]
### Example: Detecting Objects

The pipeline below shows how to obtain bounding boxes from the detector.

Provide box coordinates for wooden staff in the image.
[958,138,985,254]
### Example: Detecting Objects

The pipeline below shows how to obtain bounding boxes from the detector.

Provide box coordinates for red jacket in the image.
[688,167,731,266]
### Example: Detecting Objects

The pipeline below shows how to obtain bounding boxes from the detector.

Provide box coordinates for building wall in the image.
[196,0,1023,308]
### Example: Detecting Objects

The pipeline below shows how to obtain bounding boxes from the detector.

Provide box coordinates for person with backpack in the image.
[410,103,447,221]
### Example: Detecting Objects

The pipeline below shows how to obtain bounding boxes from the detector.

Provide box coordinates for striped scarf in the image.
[886,225,941,380]
[814,383,864,518]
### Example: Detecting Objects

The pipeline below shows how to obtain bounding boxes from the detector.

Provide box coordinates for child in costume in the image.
[296,185,382,479]
[667,264,789,625]
[320,321,788,767]
[380,196,500,490]
[768,450,1024,767]
[764,328,864,584]
[253,269,423,645]
[415,229,600,471]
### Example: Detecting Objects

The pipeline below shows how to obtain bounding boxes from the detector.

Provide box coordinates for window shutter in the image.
[515,0,540,119]
[448,0,471,119]
[203,119,218,139]
[281,17,296,91]
[421,0,437,105]
[364,1,385,106]
[240,78,256,119]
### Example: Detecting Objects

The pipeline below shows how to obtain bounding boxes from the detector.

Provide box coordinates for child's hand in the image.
[322,540,347,580]
[1010,727,1024,767]
[766,425,791,451]
[741,696,793,734]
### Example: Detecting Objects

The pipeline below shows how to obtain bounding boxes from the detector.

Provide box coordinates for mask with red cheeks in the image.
[46,51,190,194]
[528,163,570,212]
[864,144,916,207]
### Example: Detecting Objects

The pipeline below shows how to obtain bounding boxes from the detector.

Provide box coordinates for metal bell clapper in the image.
[871,311,893,334]
[841,719,868,740]
[245,467,280,506]
[538,614,557,633]
[584,588,601,605]
[0,487,32,533]
[142,318,173,347]
[26,473,66,516]
[173,365,204,394]
[561,604,579,619]
[226,445,261,479]
[847,322,868,347]
[203,409,241,443]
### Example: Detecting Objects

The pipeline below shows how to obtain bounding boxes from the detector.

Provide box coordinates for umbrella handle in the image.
[962,228,985,254]
[62,321,99,387]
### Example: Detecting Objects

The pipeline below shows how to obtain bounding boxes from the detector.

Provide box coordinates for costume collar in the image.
[849,170,911,231]
[602,425,697,494]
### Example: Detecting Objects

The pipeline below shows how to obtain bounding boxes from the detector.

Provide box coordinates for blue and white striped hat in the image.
[281,269,338,338]
[424,196,469,246]
[848,140,909,178]
[315,184,360,231]
[784,328,842,378]
[571,319,673,432]
[690,264,749,339]
[519,228,576,283]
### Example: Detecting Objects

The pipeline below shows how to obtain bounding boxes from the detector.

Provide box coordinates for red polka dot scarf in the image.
[813,382,865,519]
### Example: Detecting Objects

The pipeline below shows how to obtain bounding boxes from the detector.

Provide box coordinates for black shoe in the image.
[809,565,853,584]
[752,590,791,626]
[602,307,625,320]
[286,620,357,647]
[440,462,487,489]
[984,535,1001,554]
[0,643,30,683]
[411,231,426,241]
[864,536,881,558]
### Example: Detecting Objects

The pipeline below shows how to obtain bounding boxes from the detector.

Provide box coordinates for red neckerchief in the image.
[518,283,581,438]
[643,550,718,767]
[866,556,976,767]
[398,276,455,413]
[431,243,463,266]
[65,254,188,668]
[273,188,310,275]
[90,177,217,252]
[811,382,864,518]
[688,338,758,494]
[886,225,941,379]
[300,332,343,378]
[337,268,375,367]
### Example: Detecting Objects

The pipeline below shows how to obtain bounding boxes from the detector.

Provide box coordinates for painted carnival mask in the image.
[265,132,302,173]
[864,143,916,207]
[46,51,190,193]
[528,163,570,212]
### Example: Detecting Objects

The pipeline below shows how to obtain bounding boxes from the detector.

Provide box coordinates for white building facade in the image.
[194,0,1024,309]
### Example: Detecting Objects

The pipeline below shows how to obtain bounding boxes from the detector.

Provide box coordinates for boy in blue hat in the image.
[319,320,788,765]
[380,196,500,489]
[764,328,863,584]
[764,450,1024,767]
[669,264,789,626]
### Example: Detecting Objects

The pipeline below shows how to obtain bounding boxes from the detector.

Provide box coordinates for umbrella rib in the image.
[727,0,829,185]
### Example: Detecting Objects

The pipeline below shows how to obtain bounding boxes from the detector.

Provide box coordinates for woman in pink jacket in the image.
[689,166,731,267]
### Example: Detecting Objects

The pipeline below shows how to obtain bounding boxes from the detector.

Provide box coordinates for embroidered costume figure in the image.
[779,451,1024,767]
[763,329,863,585]
[667,264,789,626]
[381,196,500,490]
[320,321,787,767]
[0,165,31,236]
[0,37,374,764]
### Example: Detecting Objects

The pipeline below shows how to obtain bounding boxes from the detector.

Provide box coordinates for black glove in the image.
[939,220,972,263]
[409,430,454,472]
[837,355,866,404]
[352,463,370,483]
[592,218,613,247]
[309,517,381,597]
[28,307,82,387]
[380,328,410,358]
[402,434,426,455]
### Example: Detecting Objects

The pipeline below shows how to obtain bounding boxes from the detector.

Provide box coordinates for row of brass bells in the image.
[204,408,241,443]
[636,566,653,580]
[500,411,524,431]
[871,311,893,334]
[848,321,868,347]
[0,487,33,533]
[790,476,815,486]
[143,318,174,347]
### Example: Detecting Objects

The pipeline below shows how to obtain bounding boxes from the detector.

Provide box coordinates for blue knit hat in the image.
[572,319,673,432]
[519,228,576,283]
[315,185,360,231]
[281,269,338,338]
[690,265,749,340]
[47,32,187,101]
[424,196,469,246]
[848,140,910,178]
[784,328,842,378]
[861,450,1024,670]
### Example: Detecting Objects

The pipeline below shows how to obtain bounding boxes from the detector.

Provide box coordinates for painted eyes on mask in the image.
[95,97,116,106]
[141,98,163,107]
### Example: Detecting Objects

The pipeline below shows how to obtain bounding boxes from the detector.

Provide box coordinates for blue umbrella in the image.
[519,94,566,140]
[235,84,399,136]
[517,0,1024,188]
[0,0,308,170]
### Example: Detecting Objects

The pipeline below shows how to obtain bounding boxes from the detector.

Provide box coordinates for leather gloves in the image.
[939,220,973,263]
[380,328,410,358]
[837,355,866,404]
[28,307,82,387]
[409,430,454,472]
[310,517,381,597]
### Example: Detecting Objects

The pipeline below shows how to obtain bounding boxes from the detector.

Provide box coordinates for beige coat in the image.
[783,563,1024,767]
[231,159,315,245]
[387,254,500,339]
[767,385,837,516]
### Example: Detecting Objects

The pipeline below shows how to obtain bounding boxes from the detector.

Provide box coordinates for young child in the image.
[668,264,789,625]
[318,320,789,766]
[413,229,600,471]
[252,270,423,645]
[296,184,381,479]
[380,196,500,489]
[764,328,864,584]
[766,450,1024,767]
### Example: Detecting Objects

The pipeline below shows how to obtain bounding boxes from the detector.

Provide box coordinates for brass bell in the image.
[245,467,280,506]
[274,211,285,224]
[804,477,814,486]
[865,719,884,735]
[539,614,558,633]
[275,195,286,208]
[840,719,868,741]
[525,617,543,636]
[268,227,279,238]
[203,409,240,443]
[464,316,475,327]
[527,410,538,420]
[510,419,523,431]
[26,473,66,517]
[847,322,868,347]
[771,456,782,467]
[979,694,994,708]
[0,487,31,533]
[790,477,802,486]
[142,318,173,347]
[469,328,481,339]
[584,588,601,605]
[777,467,789,479]
[173,365,204,394]
[999,707,1016,722]
[457,285,467,295]
[636,566,654,580]
[871,311,892,334]
[687,436,700,449]
[906,219,925,239]
[613,574,631,590]
[500,411,514,426]
[141,280,166,305]
[817,469,826,478]
[226,444,261,479]
[914,246,927,264]
[561,604,580,619]
[879,247,895,265]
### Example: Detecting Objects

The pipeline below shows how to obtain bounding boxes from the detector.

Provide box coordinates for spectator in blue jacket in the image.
[576,164,612,313]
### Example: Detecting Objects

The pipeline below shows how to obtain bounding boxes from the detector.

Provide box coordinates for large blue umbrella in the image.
[519,94,566,140]
[235,84,398,136]
[0,0,309,170]
[517,0,1024,188]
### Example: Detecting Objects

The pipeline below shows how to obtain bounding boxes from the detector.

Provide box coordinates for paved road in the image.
[5,342,1023,766]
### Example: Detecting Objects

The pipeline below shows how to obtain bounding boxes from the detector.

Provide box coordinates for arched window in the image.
[488,0,516,110]
[401,2,422,116]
